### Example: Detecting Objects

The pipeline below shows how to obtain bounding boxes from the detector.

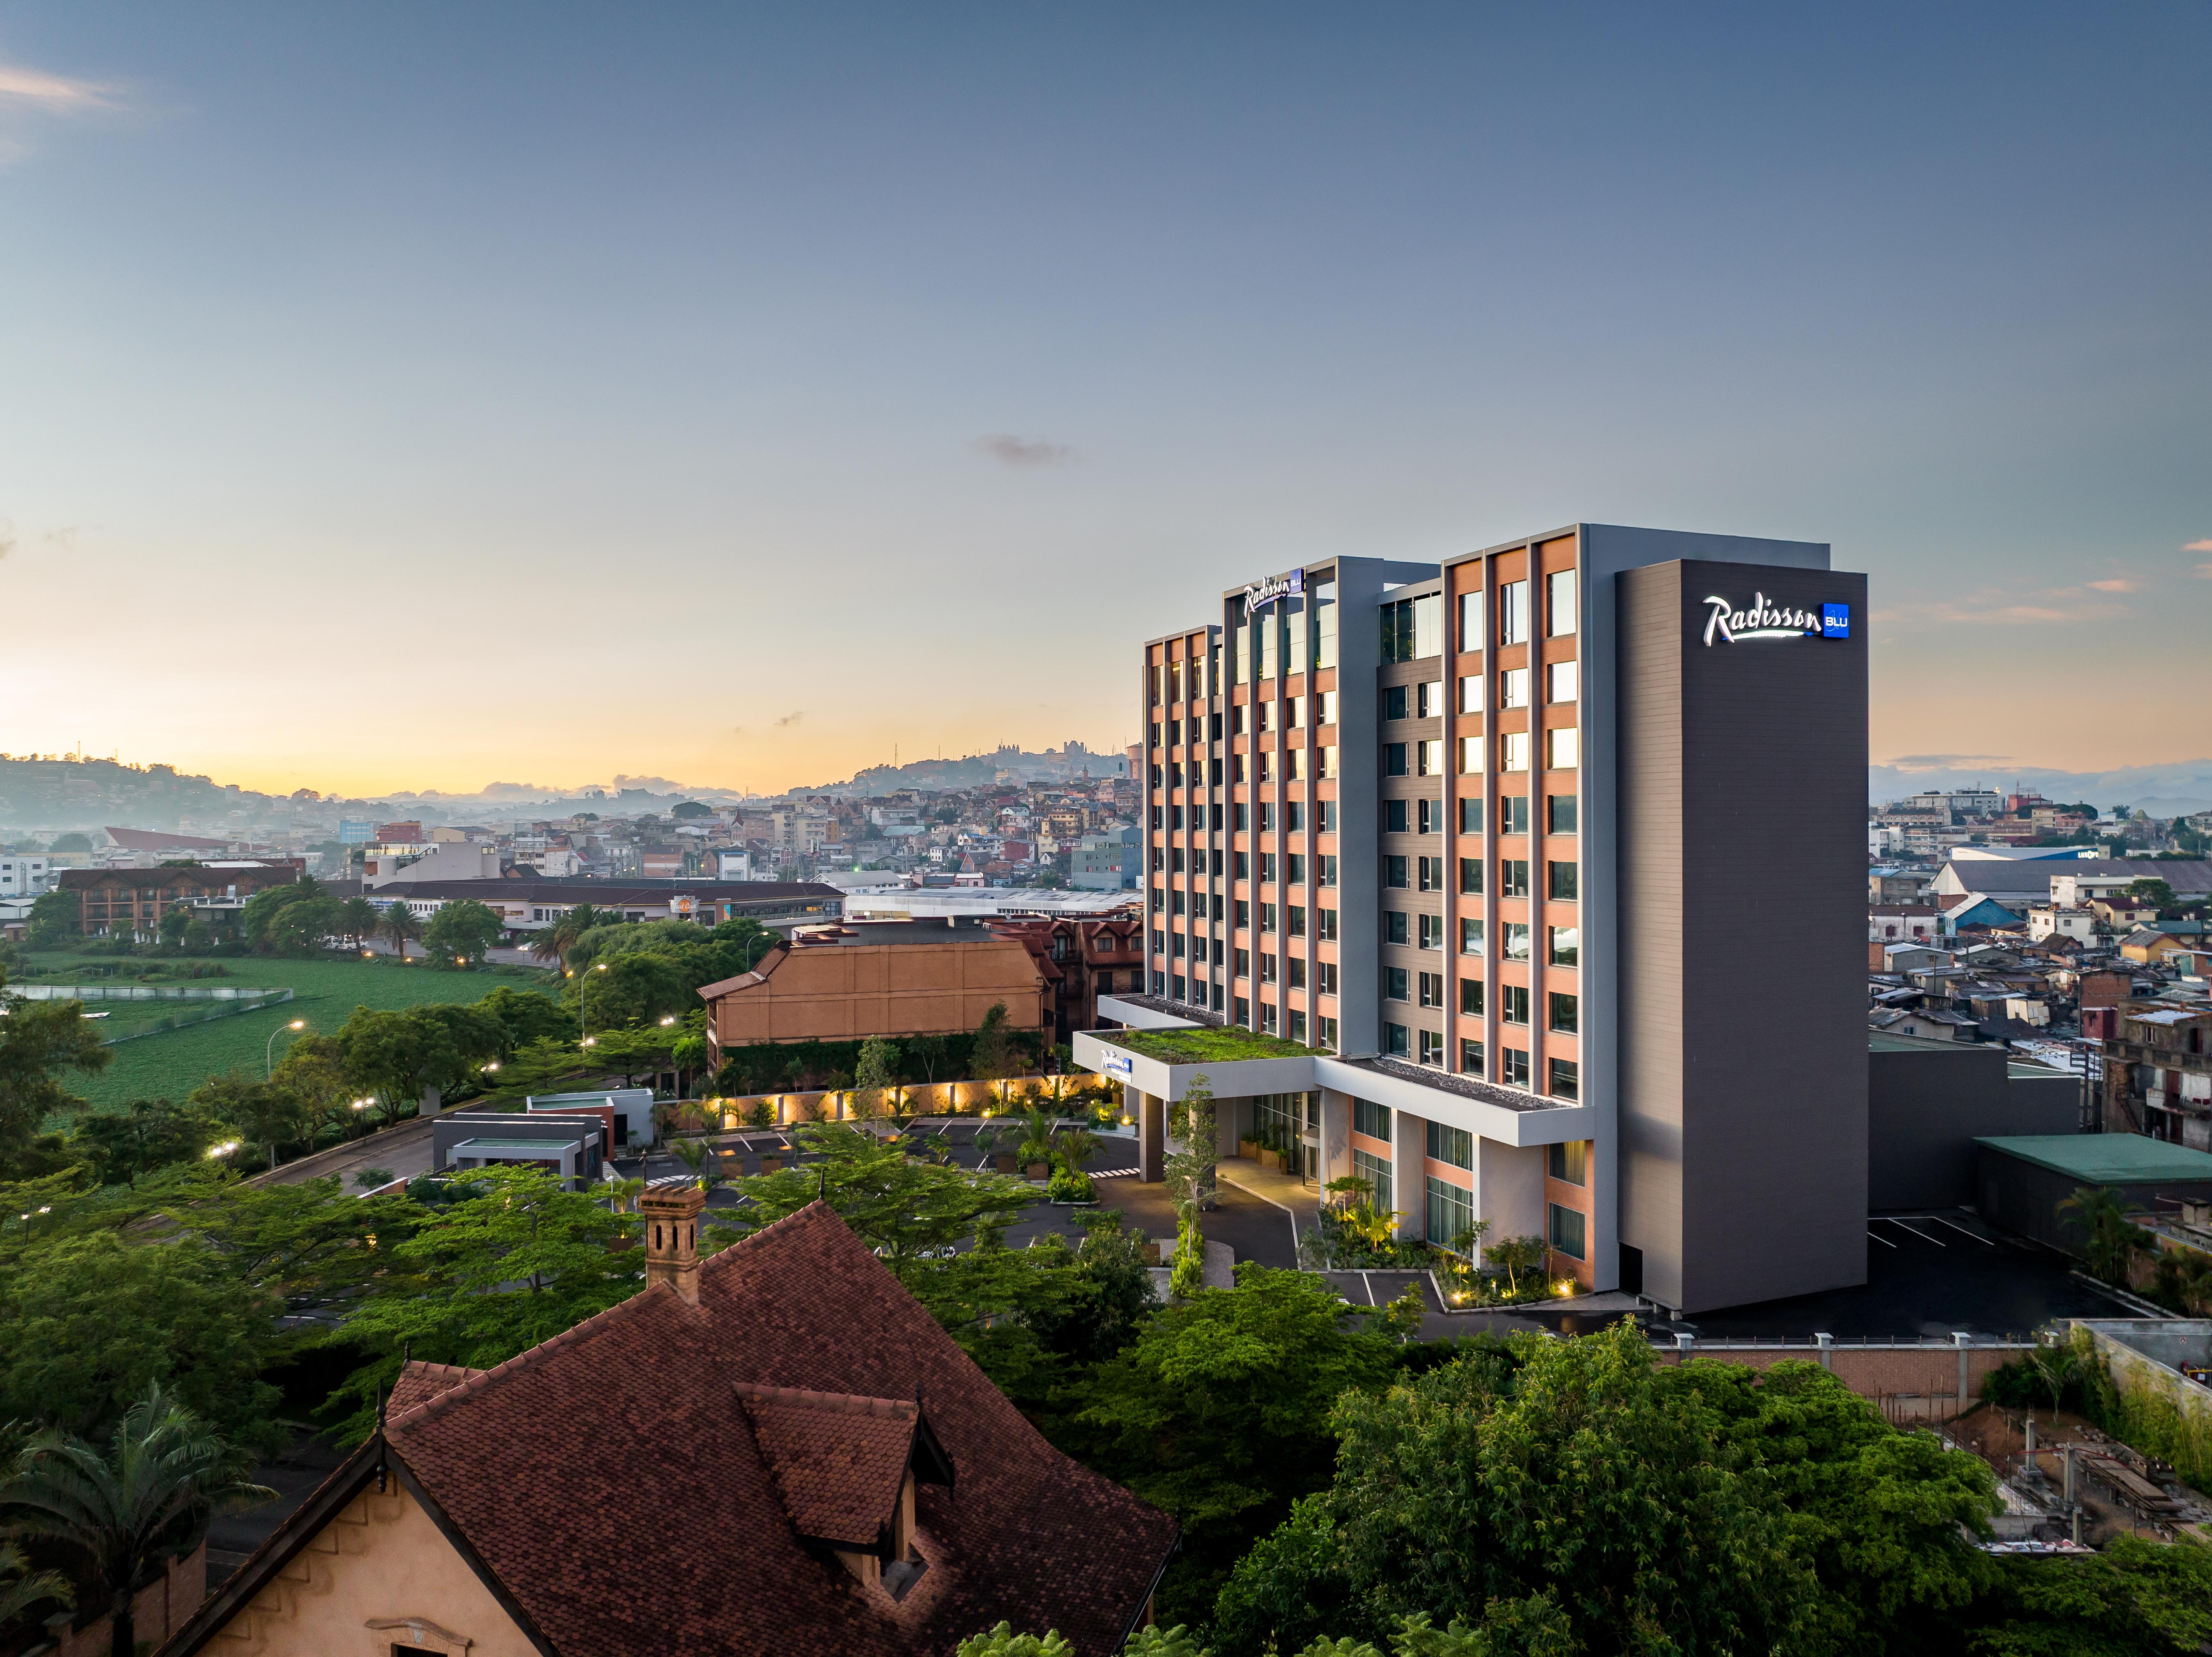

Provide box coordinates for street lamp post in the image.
[573,962,610,1042]
[267,1018,306,1078]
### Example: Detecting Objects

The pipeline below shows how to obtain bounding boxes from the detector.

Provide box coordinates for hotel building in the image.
[1075,524,1869,1314]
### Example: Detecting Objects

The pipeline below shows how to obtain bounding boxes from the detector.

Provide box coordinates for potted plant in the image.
[1238,1134,1261,1161]
[758,1153,784,1175]
[1258,1127,1283,1173]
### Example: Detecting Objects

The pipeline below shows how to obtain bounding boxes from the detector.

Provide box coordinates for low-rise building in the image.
[1868,904,1940,942]
[57,861,303,937]
[2102,1004,2212,1148]
[2027,904,2098,943]
[1071,826,1138,891]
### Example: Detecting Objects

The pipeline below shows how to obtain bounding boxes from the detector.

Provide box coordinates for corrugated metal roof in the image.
[1975,1133,2212,1183]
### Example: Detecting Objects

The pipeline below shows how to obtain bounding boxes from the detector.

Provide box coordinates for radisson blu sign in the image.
[1702,592,1850,647]
[1242,567,1304,619]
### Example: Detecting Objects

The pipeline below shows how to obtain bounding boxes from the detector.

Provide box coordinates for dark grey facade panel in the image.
[1620,558,1869,1313]
[1867,1049,2082,1210]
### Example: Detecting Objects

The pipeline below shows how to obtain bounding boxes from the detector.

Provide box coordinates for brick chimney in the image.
[638,1177,706,1303]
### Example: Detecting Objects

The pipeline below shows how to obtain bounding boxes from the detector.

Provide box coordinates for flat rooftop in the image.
[1975,1133,2212,1184]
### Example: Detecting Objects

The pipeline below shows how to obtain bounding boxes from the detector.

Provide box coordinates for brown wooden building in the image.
[58,862,304,937]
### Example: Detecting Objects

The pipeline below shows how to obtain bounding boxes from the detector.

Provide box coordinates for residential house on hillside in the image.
[156,1198,1177,1657]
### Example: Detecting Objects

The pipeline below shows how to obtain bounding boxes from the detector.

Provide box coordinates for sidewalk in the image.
[1215,1158,1323,1254]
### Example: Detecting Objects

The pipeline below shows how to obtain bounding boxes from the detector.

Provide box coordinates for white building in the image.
[0,856,53,898]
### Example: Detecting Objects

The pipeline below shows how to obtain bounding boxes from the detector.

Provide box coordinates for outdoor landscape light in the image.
[659,1015,676,1026]
[482,1061,499,1072]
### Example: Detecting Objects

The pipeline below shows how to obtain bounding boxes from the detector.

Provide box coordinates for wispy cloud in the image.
[0,60,120,112]
[773,711,803,728]
[975,434,1077,468]
[2183,539,2212,553]
[1886,753,2012,769]
[2085,577,2139,592]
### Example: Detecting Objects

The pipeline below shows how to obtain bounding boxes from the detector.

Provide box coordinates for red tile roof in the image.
[737,1385,929,1551]
[372,1201,1175,1656]
[386,1361,486,1418]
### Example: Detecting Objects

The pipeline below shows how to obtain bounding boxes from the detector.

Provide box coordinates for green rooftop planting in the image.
[1110,1027,1319,1065]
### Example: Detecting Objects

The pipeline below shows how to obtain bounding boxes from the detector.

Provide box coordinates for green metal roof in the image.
[1974,1133,2212,1185]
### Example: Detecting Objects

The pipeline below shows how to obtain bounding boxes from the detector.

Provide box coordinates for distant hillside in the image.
[809,742,1129,796]
[1867,759,2212,817]
[0,756,284,832]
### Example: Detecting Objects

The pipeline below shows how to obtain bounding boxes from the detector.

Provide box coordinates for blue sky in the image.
[0,5,2206,795]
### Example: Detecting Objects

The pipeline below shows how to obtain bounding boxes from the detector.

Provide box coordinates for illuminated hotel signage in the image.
[1242,567,1304,619]
[1702,593,1850,647]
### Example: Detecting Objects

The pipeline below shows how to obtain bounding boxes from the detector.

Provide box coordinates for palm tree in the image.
[530,902,604,968]
[339,896,379,950]
[1,1385,271,1657]
[0,1540,72,1629]
[2058,1185,2148,1285]
[377,903,422,963]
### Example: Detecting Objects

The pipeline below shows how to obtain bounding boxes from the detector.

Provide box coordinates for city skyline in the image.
[2,5,2208,797]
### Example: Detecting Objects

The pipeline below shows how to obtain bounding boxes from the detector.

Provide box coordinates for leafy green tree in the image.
[1060,1266,1419,1632]
[0,976,111,1171]
[336,1002,503,1123]
[0,1230,285,1451]
[1214,1321,1813,1657]
[339,895,379,949]
[971,1001,1015,1083]
[1166,1071,1218,1211]
[149,1164,422,1305]
[1968,1534,2212,1655]
[853,1035,902,1119]
[1,1384,272,1657]
[476,986,577,1054]
[26,889,78,947]
[65,1098,218,1187]
[333,1167,637,1439]
[422,899,506,968]
[0,1539,73,1630]
[268,1033,356,1148]
[529,901,605,966]
[2057,1185,2149,1285]
[582,1024,678,1087]
[928,1214,1158,1408]
[156,904,193,949]
[241,878,343,956]
[1479,1233,1547,1298]
[2124,877,2177,914]
[671,1033,709,1097]
[188,1071,308,1170]
[569,949,697,1027]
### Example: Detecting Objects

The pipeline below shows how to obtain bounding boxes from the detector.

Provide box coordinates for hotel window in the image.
[1428,1178,1475,1253]
[1548,1139,1588,1185]
[1288,905,1307,938]
[1385,966,1410,1001]
[1547,794,1577,835]
[1233,803,1250,830]
[1418,971,1444,1008]
[1167,717,1182,747]
[1317,690,1337,725]
[1260,953,1278,984]
[1169,762,1183,788]
[1498,580,1528,645]
[1426,1120,1474,1169]
[1548,861,1578,902]
[1353,1148,1392,1216]
[1385,743,1407,776]
[1234,994,1251,1025]
[1546,570,1577,636]
[1170,846,1185,873]
[1152,971,1167,995]
[1287,852,1306,884]
[1230,754,1246,783]
[1550,991,1579,1034]
[1230,704,1247,736]
[1150,848,1164,874]
[1418,856,1443,892]
[1548,1058,1581,1101]
[1150,928,1164,956]
[1383,685,1407,720]
[1167,660,1183,702]
[1500,732,1530,773]
[1317,746,1336,779]
[1458,590,1484,652]
[1260,903,1278,933]
[1171,890,1186,917]
[1171,972,1187,1001]
[1385,1022,1410,1057]
[1385,855,1409,889]
[1549,925,1580,967]
[1258,751,1274,783]
[1500,859,1529,898]
[1149,665,1163,705]
[1499,667,1529,709]
[1234,947,1251,978]
[1500,1047,1530,1088]
[1287,696,1305,729]
[1317,908,1338,940]
[1260,852,1278,884]
[1317,855,1338,887]
[1259,617,1278,679]
[1460,1037,1486,1075]
[1233,851,1250,880]
[1460,917,1484,955]
[1416,741,1443,776]
[1258,801,1276,831]
[1234,899,1250,928]
[1419,1029,1445,1067]
[1500,984,1530,1026]
[1286,748,1305,782]
[1503,923,1532,961]
[1319,800,1337,832]
[1457,737,1484,775]
[1459,797,1484,834]
[1318,1015,1339,1049]
[1547,661,1578,704]
[1149,721,1162,748]
[1546,729,1579,770]
[1318,961,1338,996]
[1459,857,1482,895]
[1460,977,1484,1016]
[1287,956,1307,990]
[1500,795,1530,835]
[1458,674,1483,713]
[1384,799,1408,833]
[1287,1009,1307,1043]
[1353,1097,1390,1141]
[1316,592,1338,670]
[1287,607,1308,676]
[1418,914,1445,951]
[1548,1202,1587,1261]
[1260,1000,1279,1033]
[1285,801,1304,832]
[1416,681,1441,718]
[1412,798,1436,835]
[1380,592,1442,661]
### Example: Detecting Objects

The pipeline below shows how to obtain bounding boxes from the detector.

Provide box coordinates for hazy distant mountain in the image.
[1867,758,2212,816]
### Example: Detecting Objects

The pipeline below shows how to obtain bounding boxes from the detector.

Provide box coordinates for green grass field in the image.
[22,951,555,1124]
